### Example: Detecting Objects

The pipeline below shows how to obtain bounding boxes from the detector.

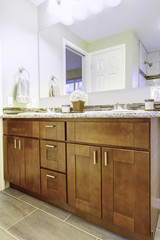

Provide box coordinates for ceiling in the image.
[29,0,160,52]
[29,0,46,6]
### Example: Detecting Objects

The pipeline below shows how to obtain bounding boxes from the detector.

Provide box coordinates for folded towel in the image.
[49,76,60,97]
[16,69,30,103]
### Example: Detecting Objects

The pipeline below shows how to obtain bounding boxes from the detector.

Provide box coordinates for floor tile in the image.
[0,192,36,230]
[3,188,24,199]
[154,229,160,240]
[20,194,70,220]
[66,215,127,240]
[8,209,96,240]
[0,227,18,240]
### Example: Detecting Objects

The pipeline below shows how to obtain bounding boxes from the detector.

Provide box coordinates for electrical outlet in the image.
[7,97,13,107]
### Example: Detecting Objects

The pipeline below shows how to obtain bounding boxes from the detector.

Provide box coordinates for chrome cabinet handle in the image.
[46,174,56,179]
[93,150,97,165]
[19,140,21,150]
[14,139,17,149]
[46,145,55,148]
[45,125,56,128]
[104,152,108,166]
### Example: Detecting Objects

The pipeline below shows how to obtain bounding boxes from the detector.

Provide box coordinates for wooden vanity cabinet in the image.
[3,118,159,240]
[40,120,67,204]
[66,119,155,240]
[3,120,40,194]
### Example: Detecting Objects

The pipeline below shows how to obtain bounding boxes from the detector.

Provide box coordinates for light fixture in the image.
[105,0,122,7]
[47,0,122,25]
[57,0,61,5]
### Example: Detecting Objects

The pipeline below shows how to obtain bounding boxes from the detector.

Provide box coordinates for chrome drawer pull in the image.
[45,125,55,128]
[93,150,97,165]
[14,139,17,149]
[19,140,21,150]
[46,174,56,179]
[104,152,108,166]
[46,145,55,148]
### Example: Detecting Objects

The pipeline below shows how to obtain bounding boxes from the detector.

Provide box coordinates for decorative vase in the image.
[72,100,85,113]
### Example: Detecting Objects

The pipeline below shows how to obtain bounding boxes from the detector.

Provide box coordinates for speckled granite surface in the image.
[2,110,160,118]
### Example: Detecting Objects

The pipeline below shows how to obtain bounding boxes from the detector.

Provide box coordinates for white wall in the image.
[1,0,39,107]
[39,86,154,108]
[39,23,88,98]
[0,0,39,190]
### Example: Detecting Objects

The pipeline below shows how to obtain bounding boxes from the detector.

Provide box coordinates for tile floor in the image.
[0,188,159,240]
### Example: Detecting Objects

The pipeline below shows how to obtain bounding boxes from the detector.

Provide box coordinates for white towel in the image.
[16,77,30,103]
[49,77,60,97]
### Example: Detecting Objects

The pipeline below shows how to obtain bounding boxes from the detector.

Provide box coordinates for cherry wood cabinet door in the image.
[20,138,40,194]
[102,148,150,236]
[67,143,101,218]
[4,136,20,186]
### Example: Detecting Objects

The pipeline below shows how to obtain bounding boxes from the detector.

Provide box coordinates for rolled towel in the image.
[49,75,60,97]
[16,68,30,103]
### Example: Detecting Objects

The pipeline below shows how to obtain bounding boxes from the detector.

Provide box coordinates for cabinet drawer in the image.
[3,120,39,138]
[40,121,65,141]
[41,169,66,204]
[40,140,66,172]
[67,122,150,149]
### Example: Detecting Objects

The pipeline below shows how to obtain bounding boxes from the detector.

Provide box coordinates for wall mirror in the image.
[39,0,160,98]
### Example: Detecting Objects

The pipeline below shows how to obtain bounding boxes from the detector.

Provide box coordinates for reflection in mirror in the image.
[38,0,160,99]
[65,47,83,94]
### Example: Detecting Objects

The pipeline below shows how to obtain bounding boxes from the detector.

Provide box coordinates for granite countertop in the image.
[2,110,160,118]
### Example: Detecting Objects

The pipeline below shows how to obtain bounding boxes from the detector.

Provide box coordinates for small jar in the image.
[62,105,70,113]
[145,99,154,111]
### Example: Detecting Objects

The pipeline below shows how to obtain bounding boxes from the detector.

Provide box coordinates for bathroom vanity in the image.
[2,112,160,240]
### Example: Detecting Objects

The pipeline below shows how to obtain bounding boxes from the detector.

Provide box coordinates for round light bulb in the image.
[106,0,122,7]
[60,15,74,25]
[73,9,88,20]
[89,3,103,14]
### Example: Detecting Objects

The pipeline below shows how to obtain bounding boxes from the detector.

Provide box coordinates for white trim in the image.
[0,28,5,191]
[89,44,126,92]
[63,39,89,95]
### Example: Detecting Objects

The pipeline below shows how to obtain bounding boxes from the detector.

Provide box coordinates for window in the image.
[65,46,84,94]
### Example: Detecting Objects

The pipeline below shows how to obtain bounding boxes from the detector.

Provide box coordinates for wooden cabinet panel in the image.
[40,140,66,172]
[134,151,150,236]
[67,122,149,149]
[67,144,101,218]
[40,121,65,141]
[114,150,134,220]
[114,212,134,232]
[102,148,150,236]
[20,138,40,194]
[41,169,66,204]
[134,123,150,149]
[3,136,20,186]
[3,120,39,138]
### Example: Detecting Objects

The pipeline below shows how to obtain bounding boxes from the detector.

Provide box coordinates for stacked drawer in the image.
[40,121,66,203]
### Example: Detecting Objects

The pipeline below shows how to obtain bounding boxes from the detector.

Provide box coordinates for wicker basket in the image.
[72,101,85,113]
